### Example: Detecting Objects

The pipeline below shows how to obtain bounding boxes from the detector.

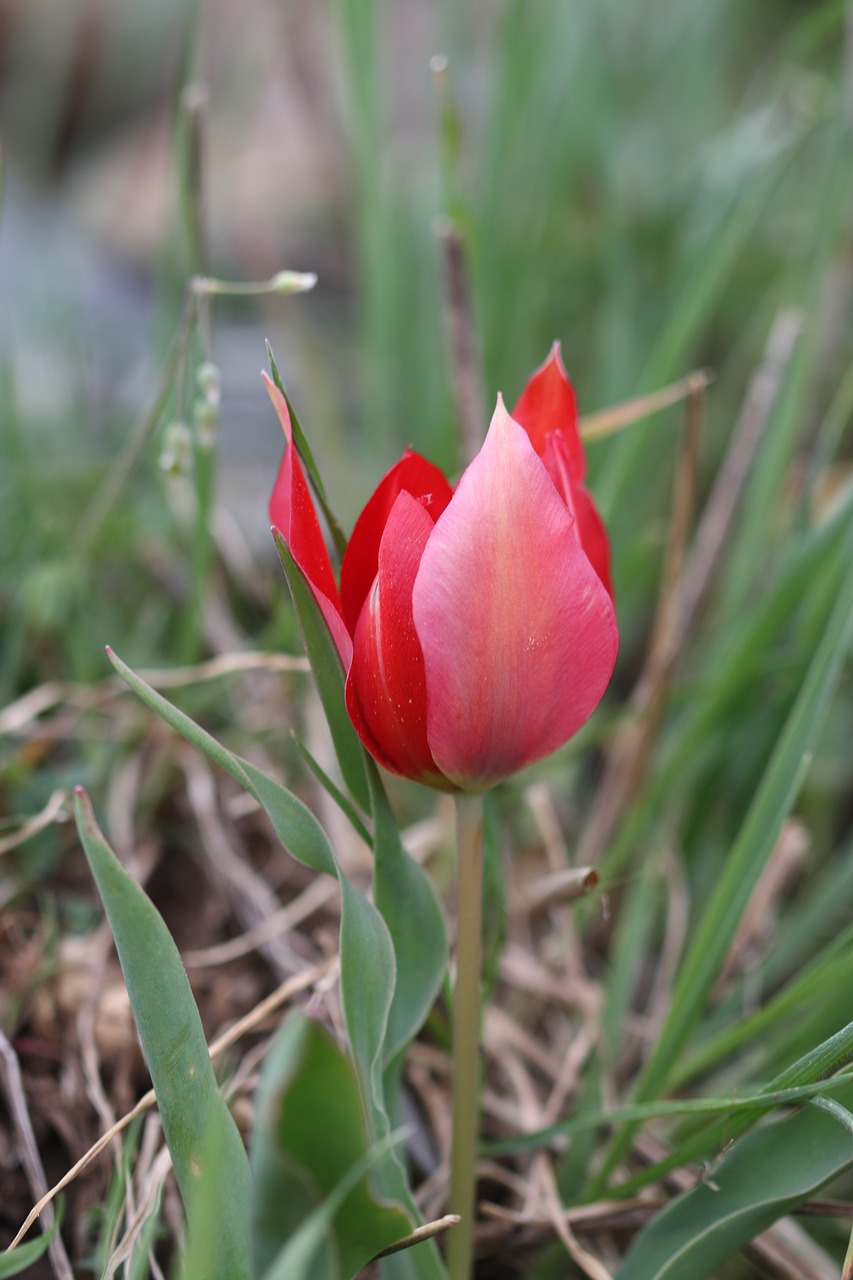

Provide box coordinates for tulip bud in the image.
[267,345,618,793]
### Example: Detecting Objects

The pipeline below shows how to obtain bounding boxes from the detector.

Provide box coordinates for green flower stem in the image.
[446,792,485,1280]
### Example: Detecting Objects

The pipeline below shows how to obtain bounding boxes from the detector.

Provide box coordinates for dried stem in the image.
[438,221,487,467]
[0,1031,75,1279]
[676,308,802,638]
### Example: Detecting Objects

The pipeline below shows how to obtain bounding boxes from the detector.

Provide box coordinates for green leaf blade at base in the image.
[73,788,252,1280]
[251,1012,412,1280]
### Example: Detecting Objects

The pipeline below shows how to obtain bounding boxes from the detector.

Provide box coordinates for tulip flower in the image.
[267,344,618,793]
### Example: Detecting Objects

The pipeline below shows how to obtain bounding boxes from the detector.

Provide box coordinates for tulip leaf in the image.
[615,1076,853,1280]
[291,729,373,845]
[105,650,416,1236]
[367,760,447,1062]
[107,647,337,877]
[273,529,371,813]
[251,1011,412,1280]
[72,789,252,1280]
[258,1126,406,1280]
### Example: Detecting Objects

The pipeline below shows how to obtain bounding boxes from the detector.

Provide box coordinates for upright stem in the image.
[447,793,485,1280]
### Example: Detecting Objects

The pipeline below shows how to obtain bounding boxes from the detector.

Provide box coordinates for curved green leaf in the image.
[107,647,337,878]
[368,761,447,1062]
[616,1077,853,1280]
[73,789,251,1280]
[251,1012,411,1279]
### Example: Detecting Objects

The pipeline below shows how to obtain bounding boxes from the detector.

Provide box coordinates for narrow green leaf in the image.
[105,646,255,793]
[107,647,337,877]
[672,921,853,1089]
[105,649,411,1241]
[251,1012,411,1279]
[73,789,251,1280]
[292,729,373,845]
[105,649,443,1273]
[236,758,339,877]
[601,1020,853,1201]
[485,1071,853,1157]
[615,1077,853,1280]
[368,761,447,1061]
[599,132,804,533]
[259,1126,407,1280]
[273,530,370,812]
[338,870,398,1134]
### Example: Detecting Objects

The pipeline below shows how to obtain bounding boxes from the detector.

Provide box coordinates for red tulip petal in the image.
[340,451,453,635]
[567,483,614,601]
[512,341,585,484]
[346,492,448,787]
[541,432,614,600]
[412,398,618,790]
[264,373,352,665]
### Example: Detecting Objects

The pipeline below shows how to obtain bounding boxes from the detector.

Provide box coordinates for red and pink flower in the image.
[268,344,618,792]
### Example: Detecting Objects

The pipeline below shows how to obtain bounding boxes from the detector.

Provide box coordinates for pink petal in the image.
[412,398,618,790]
[512,342,585,484]
[264,373,352,665]
[340,451,453,635]
[541,433,614,599]
[346,492,449,787]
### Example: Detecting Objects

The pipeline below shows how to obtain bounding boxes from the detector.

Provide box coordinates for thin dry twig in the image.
[478,1194,658,1234]
[102,1143,173,1280]
[745,1215,840,1280]
[184,875,336,968]
[181,750,311,979]
[0,1030,76,1280]
[436,219,486,467]
[676,308,803,638]
[0,789,70,855]
[369,1214,461,1262]
[518,866,599,916]
[579,369,713,442]
[0,651,309,737]
[539,1157,614,1280]
[498,943,600,1019]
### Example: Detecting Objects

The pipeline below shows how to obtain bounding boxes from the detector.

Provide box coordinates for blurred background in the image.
[1,0,849,674]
